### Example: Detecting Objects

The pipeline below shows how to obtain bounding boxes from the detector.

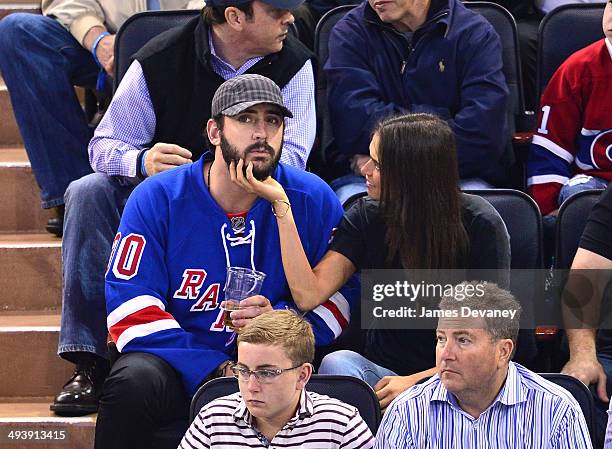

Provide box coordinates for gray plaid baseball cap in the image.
[211,74,293,118]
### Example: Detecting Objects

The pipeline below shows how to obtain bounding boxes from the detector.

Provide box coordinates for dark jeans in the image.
[0,14,95,208]
[95,352,190,449]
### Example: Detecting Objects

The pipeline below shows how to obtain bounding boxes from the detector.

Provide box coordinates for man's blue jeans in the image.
[59,173,134,361]
[0,14,96,208]
[330,175,367,207]
[318,350,397,388]
[558,175,609,206]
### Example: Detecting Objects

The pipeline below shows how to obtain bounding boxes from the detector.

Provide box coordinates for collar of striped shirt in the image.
[430,362,529,410]
[233,388,315,428]
[207,28,264,75]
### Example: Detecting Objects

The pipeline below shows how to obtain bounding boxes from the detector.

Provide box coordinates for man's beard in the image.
[220,133,282,181]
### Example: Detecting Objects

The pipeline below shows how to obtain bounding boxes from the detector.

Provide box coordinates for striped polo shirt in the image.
[180,389,374,449]
[375,362,592,449]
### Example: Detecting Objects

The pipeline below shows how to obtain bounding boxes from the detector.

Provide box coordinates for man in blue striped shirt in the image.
[375,281,592,449]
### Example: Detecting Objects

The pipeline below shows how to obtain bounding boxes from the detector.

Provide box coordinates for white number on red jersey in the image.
[537,105,551,135]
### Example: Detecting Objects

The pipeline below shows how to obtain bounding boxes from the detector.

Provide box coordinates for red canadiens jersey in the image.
[527,39,612,215]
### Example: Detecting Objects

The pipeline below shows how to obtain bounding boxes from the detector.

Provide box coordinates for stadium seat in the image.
[539,190,603,372]
[311,4,355,175]
[189,374,382,433]
[467,189,541,365]
[539,373,596,443]
[554,190,604,269]
[464,2,526,135]
[114,10,299,88]
[467,189,542,270]
[464,1,533,187]
[536,3,605,101]
[114,10,200,88]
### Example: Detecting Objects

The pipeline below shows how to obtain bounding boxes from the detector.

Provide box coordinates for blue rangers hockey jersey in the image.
[105,157,357,395]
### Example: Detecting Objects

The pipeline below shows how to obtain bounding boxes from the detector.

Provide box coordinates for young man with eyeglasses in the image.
[180,310,374,448]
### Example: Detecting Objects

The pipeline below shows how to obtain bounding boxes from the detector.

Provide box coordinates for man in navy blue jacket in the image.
[325,0,512,201]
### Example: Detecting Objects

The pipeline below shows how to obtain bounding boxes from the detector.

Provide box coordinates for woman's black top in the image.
[329,193,510,375]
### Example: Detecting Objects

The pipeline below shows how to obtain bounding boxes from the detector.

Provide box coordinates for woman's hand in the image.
[229,159,288,203]
[375,375,420,413]
[374,367,437,413]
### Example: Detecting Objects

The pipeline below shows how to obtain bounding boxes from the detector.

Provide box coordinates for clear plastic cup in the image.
[222,267,266,330]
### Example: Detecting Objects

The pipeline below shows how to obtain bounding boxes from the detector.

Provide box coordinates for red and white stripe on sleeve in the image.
[312,292,350,339]
[107,295,181,351]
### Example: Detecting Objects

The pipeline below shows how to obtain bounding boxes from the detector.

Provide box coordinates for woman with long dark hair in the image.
[233,113,510,411]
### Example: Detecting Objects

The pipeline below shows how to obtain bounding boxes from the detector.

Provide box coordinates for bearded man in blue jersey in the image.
[96,74,356,449]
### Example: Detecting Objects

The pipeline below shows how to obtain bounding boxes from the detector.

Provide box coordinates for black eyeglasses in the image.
[231,364,302,383]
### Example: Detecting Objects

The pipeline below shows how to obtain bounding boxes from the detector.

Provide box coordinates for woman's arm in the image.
[231,160,356,311]
[276,204,356,309]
